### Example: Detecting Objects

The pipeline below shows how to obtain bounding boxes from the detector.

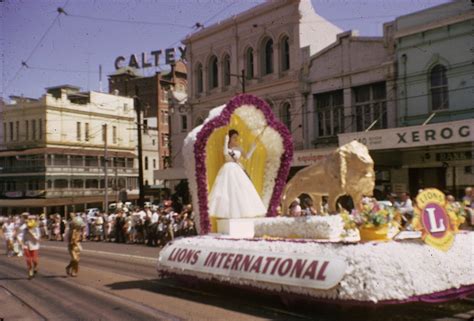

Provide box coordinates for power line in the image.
[3,0,70,93]
[66,13,192,29]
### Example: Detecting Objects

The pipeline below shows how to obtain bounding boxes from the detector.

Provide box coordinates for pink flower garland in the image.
[193,94,293,234]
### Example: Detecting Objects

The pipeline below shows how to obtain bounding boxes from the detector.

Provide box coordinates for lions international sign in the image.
[158,243,347,290]
[338,119,472,150]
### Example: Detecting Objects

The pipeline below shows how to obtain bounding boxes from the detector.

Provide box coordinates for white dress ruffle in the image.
[209,148,267,219]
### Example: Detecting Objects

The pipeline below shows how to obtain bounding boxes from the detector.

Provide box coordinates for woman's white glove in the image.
[224,134,230,155]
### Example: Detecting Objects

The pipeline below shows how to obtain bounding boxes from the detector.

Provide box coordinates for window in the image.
[223,54,231,87]
[280,35,290,71]
[153,159,156,169]
[38,119,42,140]
[209,56,219,89]
[9,122,13,141]
[72,179,83,189]
[161,110,169,124]
[143,119,148,134]
[76,122,81,141]
[181,115,188,131]
[25,120,29,140]
[31,120,36,140]
[54,179,68,189]
[196,63,203,93]
[85,156,98,167]
[209,55,218,89]
[430,64,449,110]
[261,37,274,75]
[102,124,107,142]
[314,90,344,137]
[16,121,19,141]
[152,139,156,146]
[353,82,387,131]
[144,156,149,170]
[3,123,6,143]
[85,123,89,141]
[112,126,117,144]
[162,134,169,147]
[246,47,254,80]
[280,103,292,130]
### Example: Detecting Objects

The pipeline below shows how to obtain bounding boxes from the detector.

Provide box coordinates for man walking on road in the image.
[66,214,85,277]
[21,216,41,279]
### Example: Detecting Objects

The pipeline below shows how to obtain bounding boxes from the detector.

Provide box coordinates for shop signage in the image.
[338,119,472,150]
[158,244,346,290]
[415,188,454,251]
[114,46,186,70]
[292,148,335,167]
[436,151,472,162]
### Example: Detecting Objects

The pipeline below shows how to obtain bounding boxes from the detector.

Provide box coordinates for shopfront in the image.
[338,119,473,198]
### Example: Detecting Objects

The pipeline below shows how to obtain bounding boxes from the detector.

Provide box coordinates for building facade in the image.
[340,0,473,198]
[108,61,187,170]
[302,25,397,192]
[0,85,138,214]
[183,0,341,151]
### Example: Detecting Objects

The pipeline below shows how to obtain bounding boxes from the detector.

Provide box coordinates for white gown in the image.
[208,143,267,219]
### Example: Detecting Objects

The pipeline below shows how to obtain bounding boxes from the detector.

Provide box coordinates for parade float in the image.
[157,94,474,304]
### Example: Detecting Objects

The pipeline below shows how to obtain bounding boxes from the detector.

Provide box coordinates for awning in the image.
[154,167,187,180]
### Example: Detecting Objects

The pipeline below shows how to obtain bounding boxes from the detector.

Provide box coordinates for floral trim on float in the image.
[183,94,293,234]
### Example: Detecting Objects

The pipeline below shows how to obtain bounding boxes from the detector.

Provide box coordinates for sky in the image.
[1,0,450,100]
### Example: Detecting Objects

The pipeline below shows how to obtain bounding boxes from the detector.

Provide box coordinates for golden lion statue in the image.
[282,141,375,214]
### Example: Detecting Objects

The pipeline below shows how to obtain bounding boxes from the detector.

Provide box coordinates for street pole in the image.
[134,86,145,207]
[104,124,108,214]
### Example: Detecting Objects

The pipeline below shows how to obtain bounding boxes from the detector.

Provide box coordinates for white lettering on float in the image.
[158,243,346,290]
[425,207,446,233]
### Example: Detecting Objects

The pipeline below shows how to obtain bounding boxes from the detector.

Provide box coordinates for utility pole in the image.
[103,124,108,214]
[228,69,247,93]
[134,86,145,207]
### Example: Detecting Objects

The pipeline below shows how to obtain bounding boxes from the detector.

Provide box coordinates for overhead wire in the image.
[66,13,193,29]
[3,0,70,93]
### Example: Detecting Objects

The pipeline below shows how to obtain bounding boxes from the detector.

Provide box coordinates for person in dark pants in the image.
[115,210,125,243]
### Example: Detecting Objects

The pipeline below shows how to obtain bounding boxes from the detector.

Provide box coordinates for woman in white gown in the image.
[208,129,267,219]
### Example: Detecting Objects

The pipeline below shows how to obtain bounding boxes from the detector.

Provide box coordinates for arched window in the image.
[430,64,448,110]
[280,35,290,71]
[223,54,231,87]
[261,37,274,75]
[196,63,203,93]
[246,47,254,79]
[208,55,218,89]
[280,103,291,130]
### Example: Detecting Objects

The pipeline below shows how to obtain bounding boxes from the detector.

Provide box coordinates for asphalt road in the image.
[1,239,473,321]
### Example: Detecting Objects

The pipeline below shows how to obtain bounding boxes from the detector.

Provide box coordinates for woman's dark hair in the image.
[228,129,239,138]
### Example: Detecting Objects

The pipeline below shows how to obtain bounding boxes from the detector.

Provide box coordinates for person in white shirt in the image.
[2,217,15,257]
[395,192,414,225]
[21,218,41,279]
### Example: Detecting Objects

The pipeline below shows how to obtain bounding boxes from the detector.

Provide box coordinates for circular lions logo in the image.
[415,188,454,252]
[421,203,448,239]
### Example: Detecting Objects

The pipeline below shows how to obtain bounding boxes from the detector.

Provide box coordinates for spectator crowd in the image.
[1,200,197,257]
